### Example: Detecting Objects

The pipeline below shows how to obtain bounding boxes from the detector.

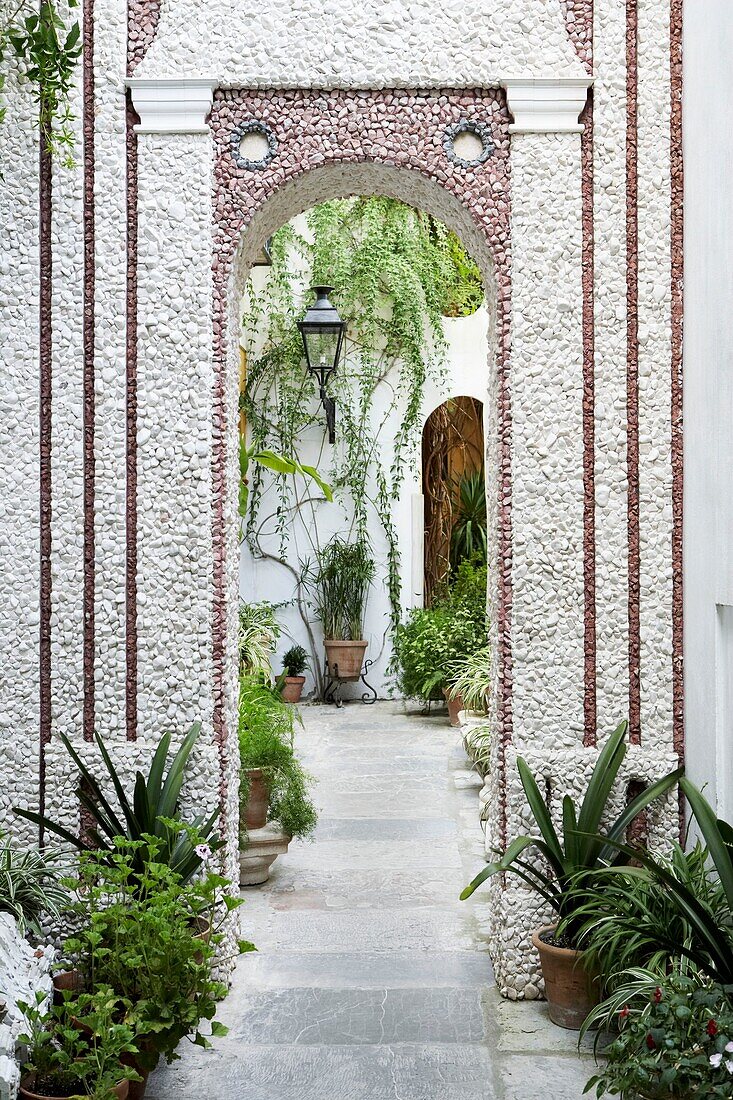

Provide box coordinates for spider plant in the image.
[0,840,69,934]
[460,719,683,943]
[239,600,281,674]
[15,722,221,884]
[447,644,491,711]
[577,778,733,988]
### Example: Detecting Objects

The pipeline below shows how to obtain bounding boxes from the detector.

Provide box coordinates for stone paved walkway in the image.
[149,702,598,1099]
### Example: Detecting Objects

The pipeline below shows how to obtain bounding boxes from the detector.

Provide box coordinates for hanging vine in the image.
[1,0,81,166]
[241,196,483,660]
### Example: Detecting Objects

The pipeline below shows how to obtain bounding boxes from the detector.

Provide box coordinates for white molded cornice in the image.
[502,78,593,134]
[126,78,218,134]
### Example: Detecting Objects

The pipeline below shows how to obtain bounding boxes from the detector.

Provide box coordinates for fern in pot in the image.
[311,536,375,681]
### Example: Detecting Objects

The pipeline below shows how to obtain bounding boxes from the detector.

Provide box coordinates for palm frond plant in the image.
[239,600,281,674]
[449,469,487,571]
[460,719,683,1027]
[0,839,69,935]
[15,723,222,885]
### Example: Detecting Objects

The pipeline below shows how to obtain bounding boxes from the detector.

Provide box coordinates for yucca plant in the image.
[15,722,221,884]
[449,469,487,571]
[0,840,69,934]
[460,719,683,943]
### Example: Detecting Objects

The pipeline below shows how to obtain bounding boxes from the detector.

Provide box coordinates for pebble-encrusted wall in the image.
[0,0,683,995]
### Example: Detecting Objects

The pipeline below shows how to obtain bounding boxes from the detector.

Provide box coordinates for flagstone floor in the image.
[149,701,599,1100]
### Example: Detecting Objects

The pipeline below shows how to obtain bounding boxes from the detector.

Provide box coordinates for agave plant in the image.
[15,722,221,884]
[460,719,683,942]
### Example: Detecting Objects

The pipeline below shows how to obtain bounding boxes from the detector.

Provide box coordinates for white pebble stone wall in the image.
[0,914,54,1100]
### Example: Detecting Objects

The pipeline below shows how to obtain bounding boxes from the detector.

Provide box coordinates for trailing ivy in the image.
[1,0,81,166]
[241,196,482,645]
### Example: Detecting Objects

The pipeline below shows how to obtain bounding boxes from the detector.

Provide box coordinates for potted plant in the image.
[460,720,682,1028]
[61,836,238,1099]
[585,973,733,1099]
[446,644,491,727]
[238,674,317,883]
[279,644,309,703]
[311,536,374,682]
[18,987,139,1100]
[392,561,488,720]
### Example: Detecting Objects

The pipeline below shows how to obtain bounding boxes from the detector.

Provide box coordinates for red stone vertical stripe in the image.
[670,0,684,763]
[581,91,597,746]
[626,0,642,744]
[82,0,96,742]
[39,137,53,828]
[125,91,139,741]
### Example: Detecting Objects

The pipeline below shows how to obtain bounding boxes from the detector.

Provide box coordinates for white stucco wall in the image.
[682,0,733,816]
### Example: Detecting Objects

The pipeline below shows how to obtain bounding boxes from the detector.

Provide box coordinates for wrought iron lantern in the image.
[297,285,345,444]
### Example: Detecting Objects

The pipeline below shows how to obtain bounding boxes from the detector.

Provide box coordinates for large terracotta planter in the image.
[324,639,367,682]
[532,925,599,1029]
[281,675,305,703]
[242,767,269,829]
[443,688,464,727]
[20,1077,129,1100]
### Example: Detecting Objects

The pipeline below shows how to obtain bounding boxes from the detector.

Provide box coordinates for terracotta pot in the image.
[281,675,305,703]
[443,688,464,727]
[52,969,84,1005]
[532,925,599,1029]
[121,1037,158,1100]
[20,1077,129,1100]
[324,639,367,682]
[243,767,269,829]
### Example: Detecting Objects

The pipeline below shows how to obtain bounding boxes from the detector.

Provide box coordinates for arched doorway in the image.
[422,396,486,607]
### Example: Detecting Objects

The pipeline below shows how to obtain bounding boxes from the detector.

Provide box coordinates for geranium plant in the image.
[585,973,733,1099]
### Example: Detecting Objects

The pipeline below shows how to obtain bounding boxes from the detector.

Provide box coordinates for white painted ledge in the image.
[127,78,218,134]
[502,78,593,134]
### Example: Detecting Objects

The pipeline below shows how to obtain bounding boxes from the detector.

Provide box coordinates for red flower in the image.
[708,1019,719,1038]
[653,987,663,1004]
[646,1033,656,1050]
[619,1006,630,1019]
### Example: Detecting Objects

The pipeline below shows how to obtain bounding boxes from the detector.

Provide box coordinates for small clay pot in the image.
[52,969,84,1007]
[443,688,464,727]
[243,767,269,829]
[532,925,599,1029]
[281,675,305,703]
[20,1076,129,1100]
[324,639,367,682]
[121,1036,158,1100]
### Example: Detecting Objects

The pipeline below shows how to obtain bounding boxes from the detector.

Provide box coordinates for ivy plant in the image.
[1,0,82,165]
[241,197,483,676]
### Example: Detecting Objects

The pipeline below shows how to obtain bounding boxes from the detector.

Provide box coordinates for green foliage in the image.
[308,535,375,640]
[1,1,82,166]
[239,600,281,674]
[0,838,68,934]
[577,778,733,989]
[238,437,332,525]
[449,470,487,572]
[19,986,140,1100]
[460,720,683,944]
[15,723,222,885]
[584,973,733,1099]
[447,644,491,713]
[62,836,237,1073]
[241,197,484,636]
[282,644,309,677]
[571,842,726,1008]
[238,675,317,840]
[392,561,488,702]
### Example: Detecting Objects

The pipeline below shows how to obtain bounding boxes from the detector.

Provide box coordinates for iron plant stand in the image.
[322,658,378,707]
